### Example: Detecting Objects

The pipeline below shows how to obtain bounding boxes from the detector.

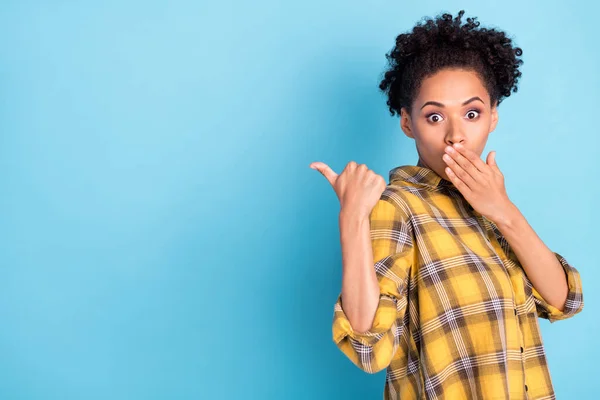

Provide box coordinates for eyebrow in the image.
[420,96,485,110]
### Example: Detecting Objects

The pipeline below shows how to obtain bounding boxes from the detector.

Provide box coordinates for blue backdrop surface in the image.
[0,1,597,399]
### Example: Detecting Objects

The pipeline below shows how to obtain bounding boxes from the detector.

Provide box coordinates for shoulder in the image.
[379,182,430,219]
[369,184,423,232]
[377,186,412,217]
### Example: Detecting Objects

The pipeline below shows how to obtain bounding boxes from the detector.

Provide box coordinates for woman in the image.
[310,10,584,400]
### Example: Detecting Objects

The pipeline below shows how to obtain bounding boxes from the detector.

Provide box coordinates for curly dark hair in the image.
[378,10,524,117]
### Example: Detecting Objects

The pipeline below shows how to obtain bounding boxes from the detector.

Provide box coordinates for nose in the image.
[446,137,465,146]
[445,120,466,146]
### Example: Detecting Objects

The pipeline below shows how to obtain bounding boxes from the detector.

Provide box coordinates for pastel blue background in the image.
[0,1,596,399]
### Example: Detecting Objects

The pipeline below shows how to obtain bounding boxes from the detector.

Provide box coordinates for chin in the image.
[437,166,451,181]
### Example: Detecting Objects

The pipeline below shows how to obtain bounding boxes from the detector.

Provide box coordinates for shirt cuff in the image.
[332,292,400,346]
[532,252,584,323]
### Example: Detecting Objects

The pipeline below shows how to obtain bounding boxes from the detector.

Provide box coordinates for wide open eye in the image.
[426,109,481,123]
[465,109,481,119]
[426,113,443,123]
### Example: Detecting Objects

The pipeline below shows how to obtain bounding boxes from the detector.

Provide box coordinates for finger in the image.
[445,145,483,181]
[486,151,501,173]
[309,162,338,186]
[452,143,488,174]
[443,153,477,190]
[445,166,473,196]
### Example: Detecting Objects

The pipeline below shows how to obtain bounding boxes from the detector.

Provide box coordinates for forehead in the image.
[416,68,489,106]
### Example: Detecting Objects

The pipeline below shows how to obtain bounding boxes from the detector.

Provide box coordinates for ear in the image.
[400,107,414,139]
[489,101,499,133]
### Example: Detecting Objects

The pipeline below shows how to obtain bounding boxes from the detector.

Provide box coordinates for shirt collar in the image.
[389,160,457,191]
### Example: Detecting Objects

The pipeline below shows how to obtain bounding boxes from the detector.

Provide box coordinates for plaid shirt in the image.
[332,165,584,400]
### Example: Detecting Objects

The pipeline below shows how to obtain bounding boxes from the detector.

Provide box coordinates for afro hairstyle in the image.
[379,10,524,117]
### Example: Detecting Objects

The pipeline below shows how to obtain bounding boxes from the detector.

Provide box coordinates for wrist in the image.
[491,202,521,230]
[339,208,370,223]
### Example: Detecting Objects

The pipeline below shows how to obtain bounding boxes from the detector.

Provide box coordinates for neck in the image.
[417,157,429,169]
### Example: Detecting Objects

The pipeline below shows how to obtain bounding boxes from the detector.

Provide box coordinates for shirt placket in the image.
[475,210,530,399]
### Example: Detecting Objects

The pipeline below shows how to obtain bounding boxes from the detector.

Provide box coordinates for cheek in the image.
[482,114,495,129]
[473,136,490,156]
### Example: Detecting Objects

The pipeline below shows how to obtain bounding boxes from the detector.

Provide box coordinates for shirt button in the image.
[514,309,517,315]
[525,384,528,391]
[520,347,524,353]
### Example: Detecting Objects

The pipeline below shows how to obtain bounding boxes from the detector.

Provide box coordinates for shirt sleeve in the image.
[488,220,584,323]
[331,196,415,374]
[530,252,584,323]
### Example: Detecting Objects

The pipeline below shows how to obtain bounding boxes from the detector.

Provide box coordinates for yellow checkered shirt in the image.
[332,165,584,399]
